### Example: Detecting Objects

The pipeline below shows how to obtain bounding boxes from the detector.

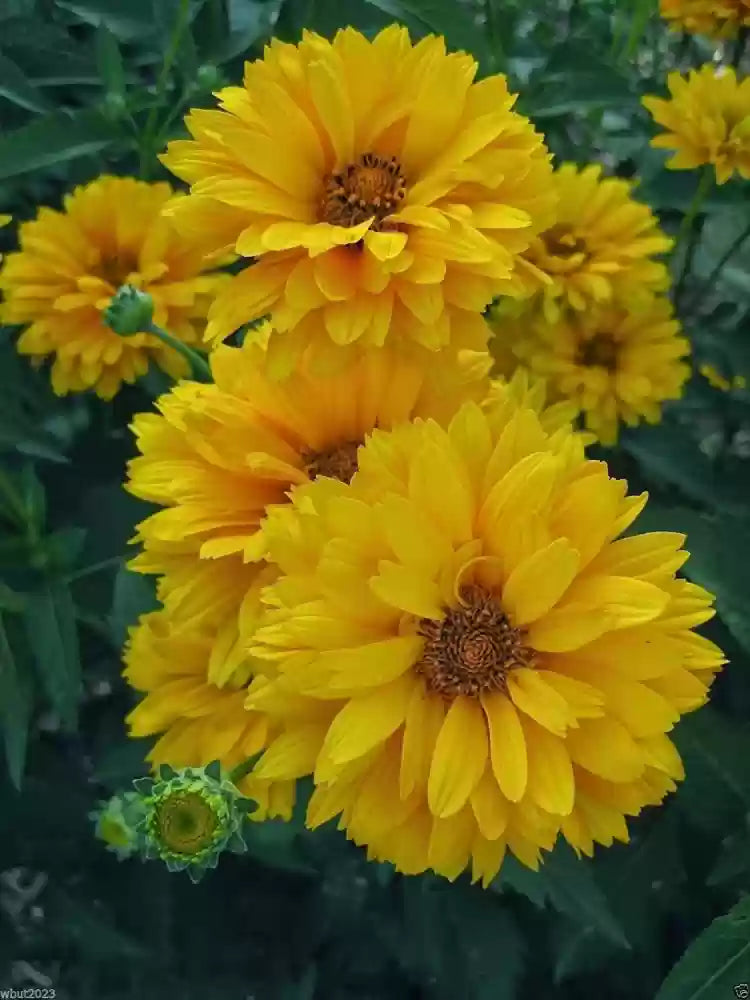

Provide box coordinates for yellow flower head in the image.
[489,297,691,445]
[0,176,225,399]
[660,0,750,38]
[124,603,294,822]
[246,400,724,885]
[516,164,672,322]
[126,334,492,595]
[643,66,750,185]
[160,25,555,372]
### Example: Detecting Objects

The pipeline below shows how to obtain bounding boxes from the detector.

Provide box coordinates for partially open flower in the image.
[513,164,672,322]
[0,176,224,398]
[659,0,750,38]
[489,296,690,445]
[133,762,255,881]
[643,67,750,185]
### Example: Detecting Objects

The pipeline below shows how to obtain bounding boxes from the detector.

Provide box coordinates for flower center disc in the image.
[416,585,535,698]
[578,332,619,371]
[543,223,588,260]
[97,251,139,288]
[303,440,361,484]
[321,153,406,230]
[155,792,219,856]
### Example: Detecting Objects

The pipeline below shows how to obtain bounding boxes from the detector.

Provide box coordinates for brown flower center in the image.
[415,585,535,699]
[578,332,619,371]
[543,223,588,260]
[97,251,139,288]
[321,153,406,230]
[302,440,361,484]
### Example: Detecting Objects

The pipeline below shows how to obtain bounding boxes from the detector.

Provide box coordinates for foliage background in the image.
[1,0,749,997]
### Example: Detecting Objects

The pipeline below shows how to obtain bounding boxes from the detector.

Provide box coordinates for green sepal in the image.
[132,777,154,795]
[205,760,222,782]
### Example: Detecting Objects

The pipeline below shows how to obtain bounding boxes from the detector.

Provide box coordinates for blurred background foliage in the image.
[1,0,750,997]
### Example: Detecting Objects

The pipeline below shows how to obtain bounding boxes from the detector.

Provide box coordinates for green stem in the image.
[228,757,257,785]
[139,0,190,178]
[694,219,750,316]
[146,322,212,382]
[65,556,123,584]
[731,27,748,68]
[674,167,713,306]
[483,0,507,72]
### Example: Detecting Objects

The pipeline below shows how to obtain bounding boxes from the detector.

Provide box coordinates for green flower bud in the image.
[103,285,154,337]
[91,791,146,859]
[133,762,256,882]
[195,64,223,93]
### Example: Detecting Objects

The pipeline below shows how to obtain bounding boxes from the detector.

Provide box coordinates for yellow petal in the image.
[523,717,575,815]
[470,767,509,839]
[482,692,527,801]
[254,723,328,780]
[400,683,445,798]
[566,718,646,781]
[502,538,580,626]
[317,673,413,778]
[428,696,488,817]
[507,668,572,735]
[370,561,444,619]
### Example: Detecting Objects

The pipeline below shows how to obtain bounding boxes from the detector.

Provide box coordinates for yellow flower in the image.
[0,176,224,399]
[126,333,492,602]
[515,164,672,322]
[660,0,750,38]
[643,66,750,185]
[160,25,555,372]
[246,401,724,885]
[124,603,294,821]
[700,362,747,390]
[489,297,691,445]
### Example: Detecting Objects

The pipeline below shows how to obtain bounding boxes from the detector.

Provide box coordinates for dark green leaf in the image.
[0,613,33,789]
[655,894,750,1000]
[22,583,81,730]
[0,50,52,112]
[0,581,25,613]
[708,828,750,887]
[95,23,126,97]
[674,708,750,832]
[636,504,750,653]
[109,564,157,648]
[364,0,490,67]
[0,109,121,182]
[55,0,156,40]
[495,842,630,949]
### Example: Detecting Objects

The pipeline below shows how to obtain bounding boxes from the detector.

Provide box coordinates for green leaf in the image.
[674,708,750,833]
[708,828,750,887]
[22,583,81,730]
[0,613,33,789]
[95,22,126,97]
[495,841,630,949]
[0,109,120,182]
[55,0,156,40]
[109,565,157,648]
[0,581,25,614]
[655,894,750,1000]
[554,811,685,983]
[0,51,52,112]
[363,0,491,68]
[636,504,750,653]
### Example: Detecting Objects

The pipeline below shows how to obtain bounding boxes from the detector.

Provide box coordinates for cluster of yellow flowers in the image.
[0,26,729,884]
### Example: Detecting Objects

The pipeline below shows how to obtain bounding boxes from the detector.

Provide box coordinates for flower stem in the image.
[674,167,713,307]
[146,322,212,382]
[138,0,190,178]
[228,757,257,785]
[731,27,748,68]
[694,219,750,316]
